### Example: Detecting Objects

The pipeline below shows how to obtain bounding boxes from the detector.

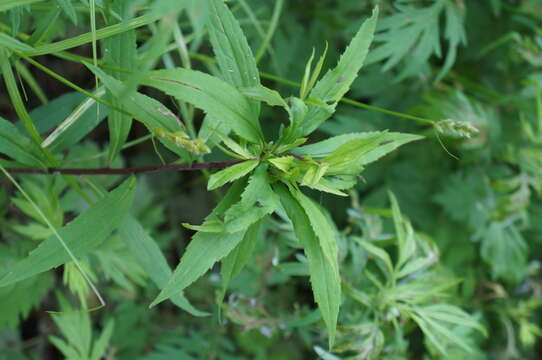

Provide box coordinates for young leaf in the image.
[142,68,263,144]
[206,0,260,118]
[323,133,386,175]
[299,7,379,136]
[240,85,289,109]
[223,164,280,233]
[276,183,341,349]
[207,159,259,190]
[150,229,248,307]
[0,177,136,287]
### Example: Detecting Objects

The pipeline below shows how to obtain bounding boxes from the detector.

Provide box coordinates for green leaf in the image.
[0,116,48,168]
[354,237,394,278]
[481,222,527,283]
[299,7,379,136]
[323,133,386,175]
[207,159,259,190]
[90,319,114,360]
[389,191,414,269]
[279,97,309,145]
[150,229,247,307]
[0,245,53,327]
[219,220,261,304]
[0,177,136,287]
[295,131,423,165]
[276,184,340,349]
[184,177,248,232]
[206,0,260,118]
[408,304,485,355]
[41,88,108,152]
[57,0,77,24]
[0,0,43,11]
[103,9,137,164]
[223,164,280,232]
[0,32,35,52]
[290,187,339,274]
[142,68,263,143]
[119,216,209,317]
[29,92,84,132]
[240,85,289,109]
[85,64,190,157]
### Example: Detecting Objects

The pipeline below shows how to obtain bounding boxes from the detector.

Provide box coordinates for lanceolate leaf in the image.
[119,216,209,317]
[0,177,136,287]
[207,159,259,190]
[323,133,388,175]
[223,164,279,232]
[276,184,341,349]
[295,131,423,165]
[206,0,260,118]
[240,85,288,109]
[143,68,263,143]
[150,229,248,307]
[300,7,379,136]
[290,187,339,276]
[219,220,261,303]
[85,64,189,156]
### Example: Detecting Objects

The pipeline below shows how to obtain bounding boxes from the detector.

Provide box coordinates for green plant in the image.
[2,0,542,359]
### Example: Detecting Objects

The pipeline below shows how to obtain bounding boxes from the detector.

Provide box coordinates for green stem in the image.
[259,72,436,125]
[255,0,284,63]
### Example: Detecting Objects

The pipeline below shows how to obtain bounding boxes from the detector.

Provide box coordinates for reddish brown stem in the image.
[4,159,243,176]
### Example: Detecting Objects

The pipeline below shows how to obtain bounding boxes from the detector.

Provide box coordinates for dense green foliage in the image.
[1,0,542,358]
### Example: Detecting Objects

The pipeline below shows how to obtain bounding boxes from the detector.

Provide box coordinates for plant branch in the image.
[4,160,243,176]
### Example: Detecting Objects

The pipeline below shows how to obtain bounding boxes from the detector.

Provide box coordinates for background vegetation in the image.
[1,0,542,359]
